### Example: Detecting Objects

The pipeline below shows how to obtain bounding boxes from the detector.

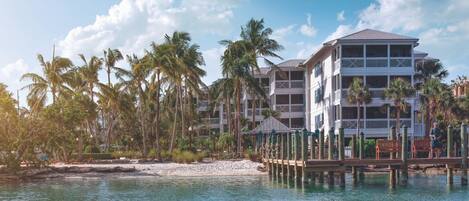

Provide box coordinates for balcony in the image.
[335,118,411,129]
[366,58,387,68]
[275,81,289,89]
[202,118,220,125]
[390,58,412,67]
[275,104,304,113]
[341,58,364,68]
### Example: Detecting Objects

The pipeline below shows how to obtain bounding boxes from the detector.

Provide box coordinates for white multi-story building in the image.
[198,59,306,134]
[303,29,428,138]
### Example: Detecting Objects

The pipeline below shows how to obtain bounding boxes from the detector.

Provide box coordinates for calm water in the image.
[1,174,469,201]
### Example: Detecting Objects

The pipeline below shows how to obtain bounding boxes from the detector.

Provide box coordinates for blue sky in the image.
[1,0,468,104]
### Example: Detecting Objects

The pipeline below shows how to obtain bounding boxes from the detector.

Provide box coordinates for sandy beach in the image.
[49,160,266,178]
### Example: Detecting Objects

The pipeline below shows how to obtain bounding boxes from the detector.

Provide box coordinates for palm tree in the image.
[221,40,265,155]
[97,83,126,151]
[384,78,416,133]
[115,54,152,156]
[347,77,371,135]
[237,18,283,130]
[210,78,235,134]
[145,42,174,158]
[261,108,281,120]
[21,53,74,109]
[103,49,123,86]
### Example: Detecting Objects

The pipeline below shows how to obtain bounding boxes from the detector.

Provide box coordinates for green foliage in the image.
[217,132,234,152]
[363,139,376,158]
[171,150,206,164]
[71,153,113,160]
[111,151,142,159]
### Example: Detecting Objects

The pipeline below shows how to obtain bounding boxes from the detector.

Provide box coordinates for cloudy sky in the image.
[1,0,468,104]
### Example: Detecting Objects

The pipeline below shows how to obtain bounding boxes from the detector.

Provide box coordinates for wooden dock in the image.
[259,124,468,187]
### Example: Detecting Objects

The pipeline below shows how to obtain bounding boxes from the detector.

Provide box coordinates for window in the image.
[291,118,304,128]
[366,106,387,119]
[276,95,289,104]
[390,45,411,57]
[314,114,323,127]
[334,105,340,120]
[291,94,304,104]
[280,118,290,127]
[314,88,323,103]
[314,62,322,77]
[290,71,303,80]
[341,107,364,119]
[342,45,364,58]
[366,45,387,57]
[275,71,289,80]
[342,76,362,88]
[366,76,388,88]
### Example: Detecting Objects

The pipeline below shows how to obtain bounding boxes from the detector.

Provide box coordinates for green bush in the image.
[84,145,100,153]
[111,151,142,159]
[71,153,113,160]
[172,150,206,164]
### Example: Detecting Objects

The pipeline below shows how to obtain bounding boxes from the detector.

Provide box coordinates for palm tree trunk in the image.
[155,71,161,160]
[169,89,179,153]
[356,103,361,135]
[106,113,114,152]
[140,103,148,157]
[179,85,185,144]
[396,107,401,135]
[226,96,231,134]
[236,81,242,156]
[107,66,111,87]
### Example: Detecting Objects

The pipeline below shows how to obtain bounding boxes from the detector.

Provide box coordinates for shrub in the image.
[111,151,142,159]
[84,145,100,153]
[71,153,113,160]
[172,150,206,164]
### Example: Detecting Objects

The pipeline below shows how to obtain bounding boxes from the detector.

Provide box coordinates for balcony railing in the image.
[290,81,304,88]
[290,104,304,112]
[247,109,261,116]
[370,89,384,99]
[390,58,412,67]
[366,58,387,67]
[202,118,220,125]
[366,119,388,128]
[275,81,289,88]
[341,58,364,68]
[335,118,412,129]
[276,105,289,112]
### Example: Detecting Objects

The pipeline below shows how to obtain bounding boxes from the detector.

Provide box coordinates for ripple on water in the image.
[1,174,469,201]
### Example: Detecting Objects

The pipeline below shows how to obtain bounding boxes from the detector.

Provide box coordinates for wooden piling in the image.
[328,128,335,185]
[286,132,291,179]
[351,134,358,183]
[302,129,308,182]
[294,130,299,181]
[318,129,325,183]
[401,126,408,185]
[461,123,467,185]
[446,125,453,185]
[359,132,365,180]
[338,128,345,187]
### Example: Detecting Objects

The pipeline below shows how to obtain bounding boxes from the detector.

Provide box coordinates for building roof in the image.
[339,29,417,40]
[276,59,305,67]
[247,116,291,134]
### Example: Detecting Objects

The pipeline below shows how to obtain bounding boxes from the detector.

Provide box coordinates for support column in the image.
[302,129,308,182]
[351,134,358,183]
[461,123,467,186]
[447,125,453,185]
[318,129,325,183]
[359,132,365,180]
[400,126,408,185]
[328,128,335,186]
[338,127,345,187]
[286,132,291,179]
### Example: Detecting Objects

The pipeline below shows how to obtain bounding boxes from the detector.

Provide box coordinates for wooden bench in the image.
[376,139,401,160]
[411,138,431,158]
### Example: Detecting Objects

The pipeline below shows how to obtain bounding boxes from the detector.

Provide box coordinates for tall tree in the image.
[347,77,371,135]
[103,48,123,87]
[384,78,416,133]
[21,54,73,108]
[239,18,283,130]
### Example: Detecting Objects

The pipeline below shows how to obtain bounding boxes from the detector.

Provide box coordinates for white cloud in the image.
[337,11,345,22]
[272,24,296,44]
[299,14,317,37]
[1,59,32,93]
[202,46,225,84]
[58,0,238,60]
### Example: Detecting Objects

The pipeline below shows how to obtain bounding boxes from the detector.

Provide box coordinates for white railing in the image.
[366,119,388,128]
[276,105,289,112]
[370,89,384,99]
[341,58,364,68]
[340,120,365,129]
[275,81,289,89]
[290,81,304,88]
[334,89,341,102]
[390,58,412,67]
[290,104,304,112]
[366,58,387,67]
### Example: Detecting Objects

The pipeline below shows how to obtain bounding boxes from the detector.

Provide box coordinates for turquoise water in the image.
[1,174,469,200]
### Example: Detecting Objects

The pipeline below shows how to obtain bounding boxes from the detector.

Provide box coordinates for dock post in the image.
[294,130,299,181]
[338,127,345,187]
[389,128,397,188]
[276,131,281,178]
[328,128,335,186]
[447,125,453,185]
[318,129,325,183]
[461,123,468,185]
[359,132,365,180]
[284,132,291,179]
[351,134,358,183]
[302,129,308,183]
[400,126,408,185]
